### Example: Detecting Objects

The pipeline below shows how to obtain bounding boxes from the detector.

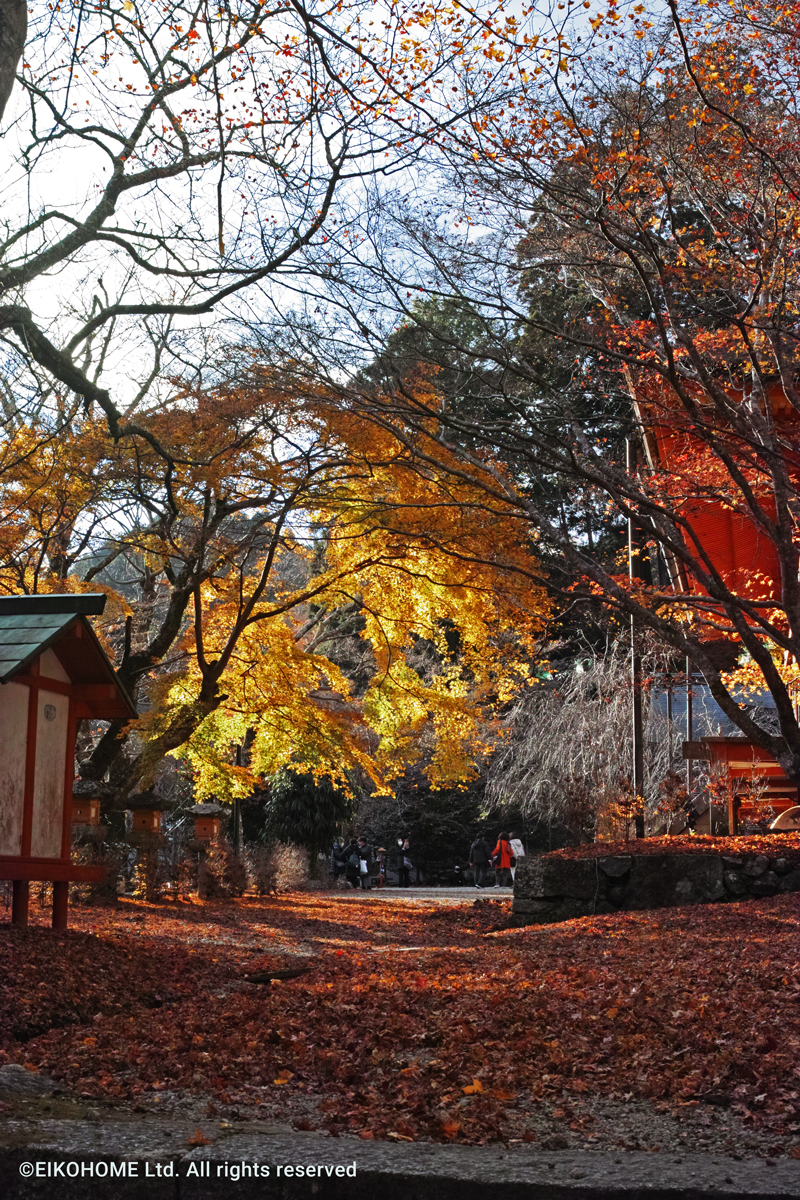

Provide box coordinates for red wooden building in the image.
[0,594,136,929]
[637,378,799,829]
[638,377,794,604]
[687,736,797,833]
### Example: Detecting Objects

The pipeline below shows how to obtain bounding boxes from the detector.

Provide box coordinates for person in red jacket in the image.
[491,832,513,888]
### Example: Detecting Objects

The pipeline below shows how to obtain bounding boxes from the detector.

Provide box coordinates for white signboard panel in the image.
[0,681,29,856]
[30,688,69,858]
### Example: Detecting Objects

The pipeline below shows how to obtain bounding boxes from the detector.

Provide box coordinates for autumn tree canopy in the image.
[292,0,800,787]
[0,372,549,800]
[0,0,525,452]
[9,0,800,797]
[0,0,562,803]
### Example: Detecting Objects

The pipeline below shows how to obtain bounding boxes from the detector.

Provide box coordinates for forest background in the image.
[2,0,800,882]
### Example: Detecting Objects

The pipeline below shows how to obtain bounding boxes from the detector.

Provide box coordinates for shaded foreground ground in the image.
[0,891,798,1159]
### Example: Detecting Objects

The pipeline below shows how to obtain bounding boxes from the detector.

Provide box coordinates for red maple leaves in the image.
[550,833,800,863]
[1,890,798,1147]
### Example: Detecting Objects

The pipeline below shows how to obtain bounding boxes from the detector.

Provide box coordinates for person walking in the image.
[330,839,345,885]
[344,838,362,890]
[396,835,412,888]
[491,832,513,888]
[470,833,491,889]
[509,832,525,882]
[357,836,373,890]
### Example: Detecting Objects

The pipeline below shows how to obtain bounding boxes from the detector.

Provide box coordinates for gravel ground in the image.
[3,1110,800,1200]
[77,1079,791,1162]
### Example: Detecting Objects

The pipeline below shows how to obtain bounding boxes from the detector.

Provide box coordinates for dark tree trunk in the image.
[0,0,25,122]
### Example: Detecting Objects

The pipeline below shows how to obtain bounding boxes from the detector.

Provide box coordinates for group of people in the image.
[329,830,523,890]
[329,834,415,890]
[330,836,374,889]
[469,831,525,888]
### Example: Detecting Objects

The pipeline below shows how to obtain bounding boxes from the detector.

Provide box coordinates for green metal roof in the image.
[0,594,106,616]
[0,596,137,718]
[0,610,78,682]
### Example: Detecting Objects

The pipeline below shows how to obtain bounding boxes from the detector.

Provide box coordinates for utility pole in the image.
[233,745,243,856]
[686,656,693,806]
[627,438,645,838]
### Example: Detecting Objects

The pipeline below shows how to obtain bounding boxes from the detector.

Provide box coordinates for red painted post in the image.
[52,881,69,930]
[11,880,29,926]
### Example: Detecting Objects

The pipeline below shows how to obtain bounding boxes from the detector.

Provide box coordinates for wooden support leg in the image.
[52,881,69,931]
[11,880,29,926]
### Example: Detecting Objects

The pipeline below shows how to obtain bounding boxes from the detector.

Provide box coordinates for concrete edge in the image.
[1,1117,799,1199]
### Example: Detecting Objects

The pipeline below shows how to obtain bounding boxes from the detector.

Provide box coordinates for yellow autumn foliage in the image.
[0,377,549,797]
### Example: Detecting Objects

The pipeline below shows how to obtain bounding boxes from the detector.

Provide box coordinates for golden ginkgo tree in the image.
[0,368,549,801]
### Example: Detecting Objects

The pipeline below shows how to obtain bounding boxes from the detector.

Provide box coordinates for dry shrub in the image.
[596,783,643,843]
[69,840,132,904]
[198,837,247,899]
[246,844,279,894]
[488,640,690,839]
[247,842,310,893]
[273,843,310,891]
[131,848,162,902]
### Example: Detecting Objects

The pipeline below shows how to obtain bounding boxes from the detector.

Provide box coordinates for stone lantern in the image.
[71,779,111,845]
[127,791,173,841]
[125,790,175,902]
[188,802,224,843]
[72,793,101,827]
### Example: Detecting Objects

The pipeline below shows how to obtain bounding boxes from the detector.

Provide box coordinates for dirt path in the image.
[1,892,798,1163]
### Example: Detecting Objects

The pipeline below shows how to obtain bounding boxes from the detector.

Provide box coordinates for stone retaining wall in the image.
[511,850,800,926]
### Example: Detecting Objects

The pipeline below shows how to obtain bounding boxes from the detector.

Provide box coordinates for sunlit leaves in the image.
[3,890,799,1146]
[0,375,548,795]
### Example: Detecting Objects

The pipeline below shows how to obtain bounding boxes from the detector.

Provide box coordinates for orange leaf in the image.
[606,1008,619,1019]
[462,1078,483,1095]
[273,1070,294,1085]
[186,1128,211,1147]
